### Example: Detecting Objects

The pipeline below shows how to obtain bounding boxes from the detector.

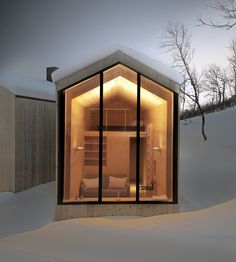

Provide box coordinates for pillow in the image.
[108,176,127,189]
[82,178,98,189]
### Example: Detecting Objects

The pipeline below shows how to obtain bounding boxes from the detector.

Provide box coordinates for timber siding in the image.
[0,85,15,192]
[15,97,55,192]
[0,85,56,192]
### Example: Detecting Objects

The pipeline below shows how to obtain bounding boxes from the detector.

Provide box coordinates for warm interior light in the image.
[130,184,136,194]
[73,76,165,108]
[74,86,100,107]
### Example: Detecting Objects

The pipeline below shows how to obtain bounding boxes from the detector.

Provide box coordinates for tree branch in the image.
[197,0,236,30]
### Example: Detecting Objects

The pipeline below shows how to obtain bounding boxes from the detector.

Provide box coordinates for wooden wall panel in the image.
[144,103,167,196]
[69,99,85,198]
[15,97,55,192]
[47,102,56,182]
[0,86,15,192]
[104,136,130,177]
[84,135,130,181]
[141,76,174,200]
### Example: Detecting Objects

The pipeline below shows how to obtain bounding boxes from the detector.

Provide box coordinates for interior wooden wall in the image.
[70,99,85,198]
[85,96,137,131]
[15,97,55,192]
[105,136,130,177]
[0,86,15,192]
[103,97,137,126]
[144,103,167,196]
[85,135,130,180]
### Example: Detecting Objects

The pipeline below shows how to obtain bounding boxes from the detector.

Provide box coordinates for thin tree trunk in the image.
[197,102,207,141]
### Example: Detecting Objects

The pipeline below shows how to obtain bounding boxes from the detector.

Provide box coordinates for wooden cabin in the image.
[55,49,180,219]
[0,77,55,192]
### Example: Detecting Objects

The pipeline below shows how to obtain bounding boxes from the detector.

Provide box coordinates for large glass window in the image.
[102,64,137,201]
[64,75,100,202]
[62,64,175,203]
[139,76,174,202]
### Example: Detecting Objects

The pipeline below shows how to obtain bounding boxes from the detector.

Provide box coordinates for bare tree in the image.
[161,22,207,140]
[228,39,236,95]
[204,64,230,109]
[180,81,187,114]
[197,0,236,30]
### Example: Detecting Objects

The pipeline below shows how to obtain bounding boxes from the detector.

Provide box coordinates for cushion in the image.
[82,178,98,188]
[108,176,127,189]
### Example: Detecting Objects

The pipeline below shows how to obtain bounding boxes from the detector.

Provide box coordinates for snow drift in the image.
[180,108,236,210]
[0,183,55,238]
[0,198,235,262]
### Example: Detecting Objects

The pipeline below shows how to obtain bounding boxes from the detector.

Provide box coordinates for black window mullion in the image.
[136,73,141,202]
[173,92,178,203]
[58,90,65,204]
[99,72,103,202]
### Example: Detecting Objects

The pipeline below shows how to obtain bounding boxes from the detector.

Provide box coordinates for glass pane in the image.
[63,75,100,202]
[139,76,174,202]
[102,64,137,202]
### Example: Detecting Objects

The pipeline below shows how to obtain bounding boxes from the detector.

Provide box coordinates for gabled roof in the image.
[55,46,181,93]
[0,73,55,101]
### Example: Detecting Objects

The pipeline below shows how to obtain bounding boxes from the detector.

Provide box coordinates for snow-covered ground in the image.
[0,199,235,261]
[0,108,235,261]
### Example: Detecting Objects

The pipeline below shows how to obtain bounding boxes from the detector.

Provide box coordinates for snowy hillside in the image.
[180,107,236,210]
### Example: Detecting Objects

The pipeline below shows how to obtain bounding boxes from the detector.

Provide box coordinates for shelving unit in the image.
[84,136,107,166]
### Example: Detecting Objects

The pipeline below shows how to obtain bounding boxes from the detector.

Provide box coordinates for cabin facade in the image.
[0,80,55,192]
[55,50,179,219]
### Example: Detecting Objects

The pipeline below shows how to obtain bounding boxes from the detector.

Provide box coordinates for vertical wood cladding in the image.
[14,97,55,192]
[0,86,15,192]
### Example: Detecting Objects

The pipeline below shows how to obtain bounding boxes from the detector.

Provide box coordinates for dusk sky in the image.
[1,0,235,81]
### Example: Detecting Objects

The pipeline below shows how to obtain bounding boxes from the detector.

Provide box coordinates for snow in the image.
[0,192,13,204]
[0,199,235,261]
[0,73,55,101]
[53,45,182,84]
[180,107,236,210]
[0,108,236,261]
[0,183,55,238]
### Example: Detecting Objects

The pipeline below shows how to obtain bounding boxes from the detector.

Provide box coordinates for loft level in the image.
[86,107,145,132]
[84,131,147,137]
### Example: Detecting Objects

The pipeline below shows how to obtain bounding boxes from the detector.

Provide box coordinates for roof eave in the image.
[56,50,180,93]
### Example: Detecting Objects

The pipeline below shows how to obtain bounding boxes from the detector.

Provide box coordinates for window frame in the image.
[57,63,178,205]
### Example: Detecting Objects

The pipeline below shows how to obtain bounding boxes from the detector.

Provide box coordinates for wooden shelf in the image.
[84,136,107,166]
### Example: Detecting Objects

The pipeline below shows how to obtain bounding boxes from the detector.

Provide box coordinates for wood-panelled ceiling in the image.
[74,76,165,110]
